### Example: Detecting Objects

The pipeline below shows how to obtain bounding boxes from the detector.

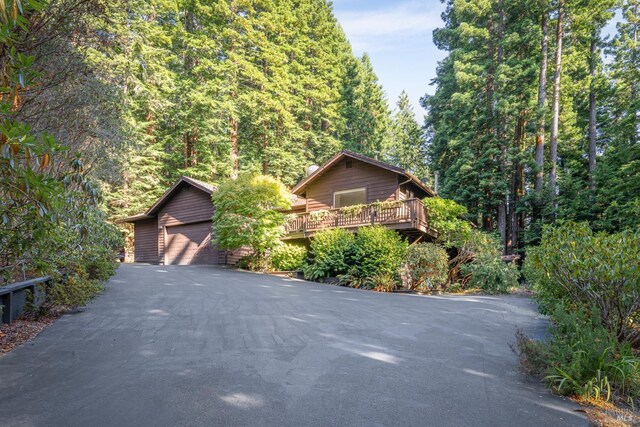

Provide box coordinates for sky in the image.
[331,0,447,118]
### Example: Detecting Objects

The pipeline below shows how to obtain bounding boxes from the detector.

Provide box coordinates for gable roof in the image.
[291,150,436,197]
[120,176,216,222]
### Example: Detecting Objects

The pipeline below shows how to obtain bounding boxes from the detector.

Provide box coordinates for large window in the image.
[333,188,366,208]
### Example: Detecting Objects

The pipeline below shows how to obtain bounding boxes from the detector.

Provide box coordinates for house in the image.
[283,150,437,243]
[121,176,224,265]
[122,150,437,265]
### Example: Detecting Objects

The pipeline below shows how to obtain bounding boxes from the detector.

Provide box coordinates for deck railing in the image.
[284,198,431,235]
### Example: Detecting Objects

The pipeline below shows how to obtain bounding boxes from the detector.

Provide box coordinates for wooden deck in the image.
[283,198,437,240]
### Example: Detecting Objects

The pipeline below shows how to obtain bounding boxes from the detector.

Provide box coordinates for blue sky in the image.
[331,0,446,118]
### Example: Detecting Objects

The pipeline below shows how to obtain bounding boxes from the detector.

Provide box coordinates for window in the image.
[334,188,366,208]
[345,159,353,169]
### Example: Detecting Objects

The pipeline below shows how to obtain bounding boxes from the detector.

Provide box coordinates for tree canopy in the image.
[212,174,292,256]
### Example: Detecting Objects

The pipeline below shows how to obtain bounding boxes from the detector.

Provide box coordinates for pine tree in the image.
[388,91,429,180]
[594,0,640,232]
[340,53,391,159]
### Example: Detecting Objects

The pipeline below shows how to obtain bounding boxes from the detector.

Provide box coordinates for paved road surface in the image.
[0,264,587,426]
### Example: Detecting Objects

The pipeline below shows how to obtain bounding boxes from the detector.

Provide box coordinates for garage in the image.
[164,221,219,265]
[122,176,225,265]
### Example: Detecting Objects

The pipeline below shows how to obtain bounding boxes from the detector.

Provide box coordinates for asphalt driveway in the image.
[0,264,587,426]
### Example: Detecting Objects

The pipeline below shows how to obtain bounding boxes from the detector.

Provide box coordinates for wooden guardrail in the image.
[0,276,52,324]
[285,198,431,235]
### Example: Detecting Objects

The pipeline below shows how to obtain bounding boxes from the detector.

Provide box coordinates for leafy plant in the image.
[461,253,519,293]
[352,225,407,278]
[338,204,365,218]
[422,197,471,247]
[401,243,448,290]
[524,222,640,344]
[338,266,374,289]
[237,254,270,271]
[447,229,508,289]
[303,228,355,280]
[371,200,402,211]
[309,209,331,222]
[213,174,292,263]
[270,243,307,271]
[372,272,397,292]
[514,305,640,401]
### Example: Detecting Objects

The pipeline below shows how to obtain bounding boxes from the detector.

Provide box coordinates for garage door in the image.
[164,221,219,265]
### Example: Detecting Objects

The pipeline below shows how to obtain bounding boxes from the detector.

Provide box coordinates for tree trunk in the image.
[509,114,526,254]
[588,34,598,192]
[262,122,269,175]
[230,116,239,179]
[535,11,549,196]
[496,0,507,251]
[549,0,564,197]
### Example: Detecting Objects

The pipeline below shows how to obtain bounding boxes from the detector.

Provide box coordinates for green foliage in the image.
[515,306,640,401]
[524,222,640,344]
[340,53,391,158]
[401,243,448,291]
[461,255,519,294]
[371,272,397,292]
[422,197,471,247]
[338,266,374,289]
[456,231,520,293]
[45,207,122,308]
[352,226,408,278]
[49,269,105,309]
[105,0,398,220]
[423,0,633,252]
[236,254,270,272]
[387,91,429,180]
[270,243,307,271]
[0,0,121,313]
[212,174,292,257]
[303,228,355,280]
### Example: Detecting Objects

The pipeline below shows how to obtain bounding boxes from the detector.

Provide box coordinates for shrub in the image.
[401,243,448,290]
[48,263,105,309]
[515,305,640,401]
[236,254,269,271]
[524,222,640,344]
[271,243,307,271]
[448,230,518,293]
[43,207,122,310]
[303,228,355,280]
[422,197,472,247]
[446,229,496,286]
[352,226,408,278]
[461,254,519,294]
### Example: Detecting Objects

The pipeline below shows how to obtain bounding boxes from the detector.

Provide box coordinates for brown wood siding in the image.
[134,218,158,263]
[157,183,215,228]
[224,248,253,266]
[156,183,221,265]
[305,158,399,211]
[164,222,220,265]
